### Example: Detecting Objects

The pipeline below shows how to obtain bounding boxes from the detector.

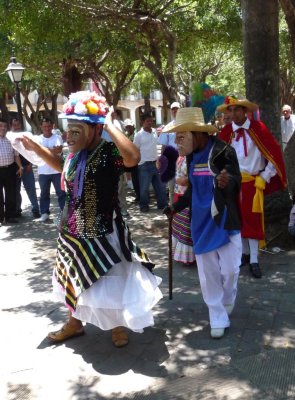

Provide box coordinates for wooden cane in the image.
[168,215,173,300]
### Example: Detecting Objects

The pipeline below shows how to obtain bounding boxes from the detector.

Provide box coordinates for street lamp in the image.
[5,57,25,130]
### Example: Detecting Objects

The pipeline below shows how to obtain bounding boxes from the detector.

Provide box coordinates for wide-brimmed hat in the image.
[216,96,258,113]
[59,90,107,124]
[162,107,218,134]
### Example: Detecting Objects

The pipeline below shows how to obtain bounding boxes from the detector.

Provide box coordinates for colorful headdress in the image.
[191,82,225,123]
[59,90,107,124]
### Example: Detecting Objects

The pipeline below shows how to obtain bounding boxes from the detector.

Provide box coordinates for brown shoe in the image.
[111,327,129,347]
[47,322,85,343]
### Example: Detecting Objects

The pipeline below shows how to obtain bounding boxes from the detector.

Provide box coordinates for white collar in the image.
[232,118,250,132]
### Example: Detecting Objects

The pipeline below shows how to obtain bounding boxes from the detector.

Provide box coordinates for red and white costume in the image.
[219,119,286,244]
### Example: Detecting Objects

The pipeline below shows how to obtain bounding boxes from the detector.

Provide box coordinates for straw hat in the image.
[162,107,218,134]
[216,96,258,113]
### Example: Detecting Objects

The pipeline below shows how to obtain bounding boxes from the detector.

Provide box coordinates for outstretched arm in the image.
[103,108,140,168]
[20,136,63,172]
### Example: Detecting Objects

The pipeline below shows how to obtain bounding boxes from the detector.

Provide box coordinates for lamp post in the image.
[5,57,25,130]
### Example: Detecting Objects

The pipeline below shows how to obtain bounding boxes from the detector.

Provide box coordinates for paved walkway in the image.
[1,185,295,399]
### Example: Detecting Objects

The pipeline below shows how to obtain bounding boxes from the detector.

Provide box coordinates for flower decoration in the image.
[224,95,238,105]
[63,91,107,117]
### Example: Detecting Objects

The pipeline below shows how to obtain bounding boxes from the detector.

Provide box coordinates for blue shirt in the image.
[190,138,233,254]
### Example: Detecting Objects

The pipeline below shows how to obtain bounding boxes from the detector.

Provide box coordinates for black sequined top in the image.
[59,140,124,238]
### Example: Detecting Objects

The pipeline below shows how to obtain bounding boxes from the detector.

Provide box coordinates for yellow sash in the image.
[241,172,266,248]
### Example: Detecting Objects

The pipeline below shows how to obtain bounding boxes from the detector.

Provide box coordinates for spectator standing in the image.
[134,114,167,212]
[218,97,287,278]
[36,118,66,222]
[158,102,180,204]
[0,118,23,226]
[124,118,140,201]
[280,104,295,150]
[9,118,40,218]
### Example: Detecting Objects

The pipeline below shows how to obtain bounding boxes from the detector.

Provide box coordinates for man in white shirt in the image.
[37,118,66,222]
[134,114,167,212]
[280,104,295,150]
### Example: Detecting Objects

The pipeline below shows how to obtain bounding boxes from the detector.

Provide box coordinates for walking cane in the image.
[168,215,173,300]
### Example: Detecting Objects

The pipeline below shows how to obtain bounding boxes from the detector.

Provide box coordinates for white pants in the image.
[196,234,242,329]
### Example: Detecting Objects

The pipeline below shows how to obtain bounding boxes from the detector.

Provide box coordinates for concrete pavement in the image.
[1,185,295,399]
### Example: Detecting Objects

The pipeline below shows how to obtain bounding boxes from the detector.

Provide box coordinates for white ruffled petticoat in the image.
[52,223,163,333]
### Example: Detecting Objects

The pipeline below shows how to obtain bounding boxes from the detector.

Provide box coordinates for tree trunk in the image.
[241,0,291,222]
[0,95,9,122]
[280,0,295,64]
[241,0,280,139]
[143,94,151,115]
[62,59,82,97]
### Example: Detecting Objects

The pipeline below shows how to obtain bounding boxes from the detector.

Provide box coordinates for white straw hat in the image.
[162,107,218,134]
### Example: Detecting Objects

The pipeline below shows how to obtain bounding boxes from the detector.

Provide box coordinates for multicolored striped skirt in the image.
[53,214,162,332]
[172,195,195,264]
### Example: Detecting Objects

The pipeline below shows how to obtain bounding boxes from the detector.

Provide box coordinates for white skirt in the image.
[52,225,163,333]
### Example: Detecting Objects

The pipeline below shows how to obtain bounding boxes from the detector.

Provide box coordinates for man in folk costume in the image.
[217,97,287,279]
[163,108,242,339]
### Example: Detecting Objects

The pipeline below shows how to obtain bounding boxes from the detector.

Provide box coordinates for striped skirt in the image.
[172,206,195,264]
[53,214,162,332]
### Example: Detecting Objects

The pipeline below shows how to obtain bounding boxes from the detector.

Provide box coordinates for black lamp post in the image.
[5,57,25,130]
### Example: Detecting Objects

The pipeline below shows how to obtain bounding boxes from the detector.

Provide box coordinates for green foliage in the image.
[0,0,292,111]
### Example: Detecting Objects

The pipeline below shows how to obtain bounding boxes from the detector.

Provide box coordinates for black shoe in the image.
[5,218,19,223]
[240,253,250,268]
[15,212,22,218]
[140,206,149,212]
[250,263,262,278]
[32,212,41,219]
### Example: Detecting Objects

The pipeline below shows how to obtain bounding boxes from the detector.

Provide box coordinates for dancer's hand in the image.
[216,169,229,189]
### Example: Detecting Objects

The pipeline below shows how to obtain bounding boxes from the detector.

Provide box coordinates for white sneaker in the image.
[224,304,234,315]
[211,328,225,339]
[38,213,49,222]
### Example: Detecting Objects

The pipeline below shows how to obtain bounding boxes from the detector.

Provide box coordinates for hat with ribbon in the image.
[216,96,258,113]
[59,90,107,124]
[162,107,218,135]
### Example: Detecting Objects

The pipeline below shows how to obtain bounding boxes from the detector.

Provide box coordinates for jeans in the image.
[39,173,66,214]
[138,161,167,209]
[16,168,40,214]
